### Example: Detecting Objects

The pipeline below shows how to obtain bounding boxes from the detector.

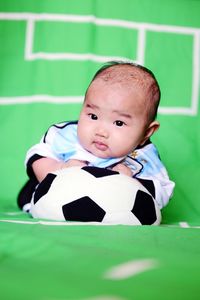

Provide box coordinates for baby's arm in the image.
[112,163,132,177]
[32,157,87,182]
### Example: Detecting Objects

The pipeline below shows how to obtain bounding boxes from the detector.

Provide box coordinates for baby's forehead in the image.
[93,64,153,91]
[87,76,148,112]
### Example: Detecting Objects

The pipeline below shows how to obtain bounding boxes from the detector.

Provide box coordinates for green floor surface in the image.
[0,219,199,300]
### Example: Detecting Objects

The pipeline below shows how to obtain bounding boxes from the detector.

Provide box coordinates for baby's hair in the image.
[87,61,161,123]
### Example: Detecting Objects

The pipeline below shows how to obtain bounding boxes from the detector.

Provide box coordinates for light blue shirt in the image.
[26,121,175,208]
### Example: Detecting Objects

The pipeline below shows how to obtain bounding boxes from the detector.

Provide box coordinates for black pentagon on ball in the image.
[131,190,157,225]
[33,173,57,204]
[82,166,119,178]
[62,196,106,222]
[137,178,155,198]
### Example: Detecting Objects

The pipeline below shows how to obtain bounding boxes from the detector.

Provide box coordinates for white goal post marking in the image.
[0,12,199,115]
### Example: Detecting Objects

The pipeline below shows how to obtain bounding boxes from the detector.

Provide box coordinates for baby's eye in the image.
[114,120,125,127]
[89,113,98,120]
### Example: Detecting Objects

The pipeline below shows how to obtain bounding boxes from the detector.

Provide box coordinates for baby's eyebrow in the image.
[113,110,132,119]
[86,103,99,109]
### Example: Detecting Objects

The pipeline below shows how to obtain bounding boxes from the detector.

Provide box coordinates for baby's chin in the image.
[90,150,111,159]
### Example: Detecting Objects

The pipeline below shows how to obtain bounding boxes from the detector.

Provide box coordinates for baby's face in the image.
[77,79,149,159]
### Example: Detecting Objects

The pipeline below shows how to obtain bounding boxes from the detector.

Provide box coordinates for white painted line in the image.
[83,296,125,300]
[191,31,200,115]
[2,211,24,216]
[0,95,197,116]
[43,296,126,300]
[0,219,113,226]
[179,222,190,228]
[25,18,35,60]
[137,27,146,65]
[0,13,199,34]
[27,52,131,63]
[0,95,84,105]
[1,219,200,229]
[158,106,197,116]
[0,219,38,225]
[104,259,159,280]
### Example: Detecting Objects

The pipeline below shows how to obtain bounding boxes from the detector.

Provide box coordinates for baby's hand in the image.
[112,163,132,177]
[62,159,88,169]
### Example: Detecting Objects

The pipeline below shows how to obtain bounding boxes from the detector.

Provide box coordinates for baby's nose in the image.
[95,126,109,138]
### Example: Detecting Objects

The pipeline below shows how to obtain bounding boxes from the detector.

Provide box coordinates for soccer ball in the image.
[30,166,161,225]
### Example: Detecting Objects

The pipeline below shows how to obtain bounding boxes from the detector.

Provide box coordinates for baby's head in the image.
[90,61,161,123]
[78,61,161,159]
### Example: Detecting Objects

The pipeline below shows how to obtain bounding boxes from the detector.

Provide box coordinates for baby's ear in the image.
[140,121,160,145]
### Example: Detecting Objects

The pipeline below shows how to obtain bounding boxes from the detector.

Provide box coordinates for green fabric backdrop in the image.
[0,0,200,224]
[1,2,200,300]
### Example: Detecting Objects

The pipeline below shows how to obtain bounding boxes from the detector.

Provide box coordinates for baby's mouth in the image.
[94,141,108,151]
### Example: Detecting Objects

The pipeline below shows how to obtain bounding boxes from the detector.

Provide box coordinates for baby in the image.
[18,61,175,212]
